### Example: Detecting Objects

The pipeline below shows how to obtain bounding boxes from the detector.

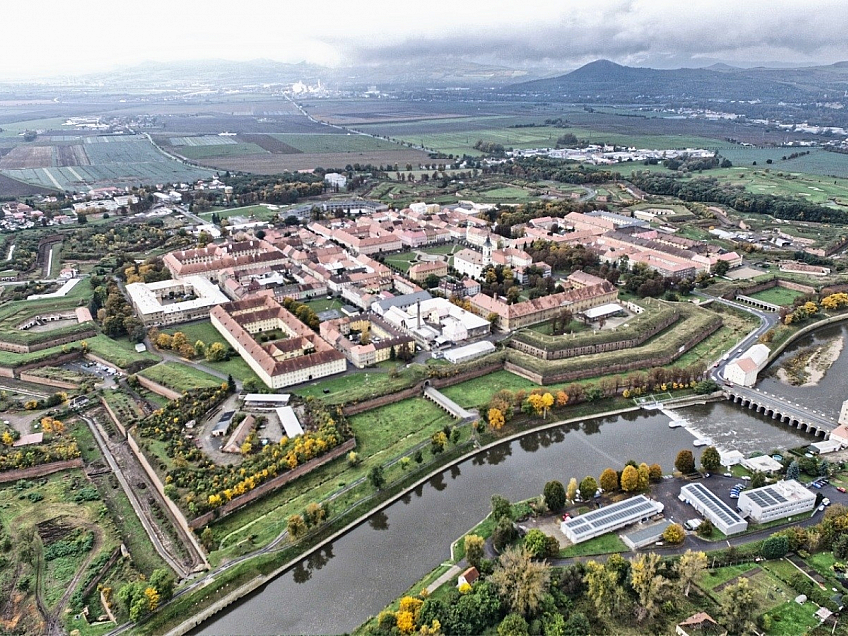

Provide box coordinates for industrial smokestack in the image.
[417,301,421,329]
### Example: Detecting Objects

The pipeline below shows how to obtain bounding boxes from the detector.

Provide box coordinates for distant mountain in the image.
[503,59,848,103]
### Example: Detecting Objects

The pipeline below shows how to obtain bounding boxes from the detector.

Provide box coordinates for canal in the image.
[196,401,813,635]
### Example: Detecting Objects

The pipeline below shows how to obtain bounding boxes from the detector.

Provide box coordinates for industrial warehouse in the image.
[560,495,664,544]
[679,483,748,535]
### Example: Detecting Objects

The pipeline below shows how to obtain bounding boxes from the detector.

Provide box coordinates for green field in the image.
[383,250,417,272]
[349,397,454,459]
[163,320,224,346]
[294,365,428,404]
[197,204,279,222]
[175,143,268,159]
[86,335,159,368]
[748,286,806,306]
[558,533,627,557]
[270,133,402,154]
[138,361,223,392]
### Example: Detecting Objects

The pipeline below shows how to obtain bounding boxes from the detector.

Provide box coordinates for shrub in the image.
[663,524,685,544]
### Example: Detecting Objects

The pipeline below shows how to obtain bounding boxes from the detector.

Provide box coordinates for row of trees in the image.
[150,329,228,362]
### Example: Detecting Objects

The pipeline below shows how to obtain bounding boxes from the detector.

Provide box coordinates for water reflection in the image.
[196,406,809,636]
[368,511,389,531]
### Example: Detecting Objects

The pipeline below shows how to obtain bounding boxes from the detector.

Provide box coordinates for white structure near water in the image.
[679,482,748,535]
[737,480,816,523]
[560,495,664,544]
[724,343,770,387]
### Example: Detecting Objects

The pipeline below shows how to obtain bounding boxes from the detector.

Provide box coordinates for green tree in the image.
[761,534,789,560]
[675,550,707,597]
[786,460,800,481]
[579,476,598,502]
[721,577,758,634]
[543,480,566,512]
[368,465,386,490]
[751,471,766,489]
[524,529,559,559]
[490,546,551,617]
[492,515,518,552]
[583,560,626,620]
[205,341,227,362]
[491,494,512,521]
[600,468,619,493]
[629,553,670,623]
[149,568,175,601]
[675,449,696,474]
[287,514,307,539]
[464,534,485,569]
[200,526,214,551]
[498,614,529,636]
[700,446,721,472]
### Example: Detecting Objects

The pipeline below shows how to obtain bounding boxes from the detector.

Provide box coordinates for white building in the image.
[560,495,664,544]
[126,276,230,326]
[679,483,748,535]
[443,340,496,364]
[324,173,347,189]
[741,455,784,474]
[737,480,816,523]
[724,343,770,387]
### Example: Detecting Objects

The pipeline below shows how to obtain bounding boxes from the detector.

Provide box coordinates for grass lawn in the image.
[383,250,417,272]
[764,600,822,636]
[138,361,223,392]
[204,355,261,386]
[295,365,429,404]
[86,335,159,368]
[748,287,806,307]
[163,320,224,346]
[558,533,627,558]
[349,397,454,459]
[702,562,760,589]
[304,297,345,313]
[197,204,278,222]
[440,369,539,408]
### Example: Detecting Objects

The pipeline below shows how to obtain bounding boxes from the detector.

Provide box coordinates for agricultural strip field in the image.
[0,136,212,191]
[172,143,268,160]
[269,133,403,154]
[138,361,223,392]
[197,149,430,174]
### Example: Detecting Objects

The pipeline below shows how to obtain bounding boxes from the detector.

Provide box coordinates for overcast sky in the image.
[4,0,848,79]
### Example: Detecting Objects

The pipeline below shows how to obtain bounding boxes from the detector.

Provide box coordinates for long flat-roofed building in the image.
[560,495,664,544]
[126,276,230,326]
[210,296,346,389]
[737,480,816,523]
[679,483,748,535]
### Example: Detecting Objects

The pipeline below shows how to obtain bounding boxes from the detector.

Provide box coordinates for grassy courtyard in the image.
[138,361,224,392]
[748,286,806,307]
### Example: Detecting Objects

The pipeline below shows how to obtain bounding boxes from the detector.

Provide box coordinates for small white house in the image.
[457,566,479,588]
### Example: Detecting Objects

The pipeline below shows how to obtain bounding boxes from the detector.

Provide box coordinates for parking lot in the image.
[62,360,120,388]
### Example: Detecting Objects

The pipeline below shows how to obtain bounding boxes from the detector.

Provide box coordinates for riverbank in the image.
[152,395,719,636]
[775,334,844,386]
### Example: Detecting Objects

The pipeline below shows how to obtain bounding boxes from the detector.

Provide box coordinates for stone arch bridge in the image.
[725,387,836,439]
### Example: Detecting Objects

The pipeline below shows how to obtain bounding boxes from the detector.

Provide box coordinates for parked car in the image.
[837,487,846,493]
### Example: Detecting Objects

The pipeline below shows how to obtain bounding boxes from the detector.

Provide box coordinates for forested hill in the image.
[502,59,848,103]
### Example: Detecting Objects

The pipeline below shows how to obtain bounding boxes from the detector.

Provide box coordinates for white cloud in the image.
[3,0,847,79]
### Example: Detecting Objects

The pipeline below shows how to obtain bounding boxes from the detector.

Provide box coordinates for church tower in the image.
[483,233,493,264]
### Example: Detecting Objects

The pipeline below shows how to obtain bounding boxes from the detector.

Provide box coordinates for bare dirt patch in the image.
[55,145,89,167]
[0,173,55,196]
[0,146,53,169]
[199,149,431,173]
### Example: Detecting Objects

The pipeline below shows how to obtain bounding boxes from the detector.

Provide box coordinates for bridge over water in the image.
[725,386,837,438]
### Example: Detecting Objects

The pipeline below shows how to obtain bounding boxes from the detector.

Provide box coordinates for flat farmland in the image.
[154,112,335,135]
[203,148,430,173]
[0,136,212,190]
[174,142,268,160]
[0,145,53,169]
[168,135,238,147]
[270,133,403,154]
[238,134,302,154]
[718,147,848,179]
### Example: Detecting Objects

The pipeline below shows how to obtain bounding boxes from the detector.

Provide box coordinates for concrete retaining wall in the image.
[19,372,79,390]
[136,375,182,401]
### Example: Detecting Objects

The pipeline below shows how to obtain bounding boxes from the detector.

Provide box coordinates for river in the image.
[196,401,813,635]
[757,321,848,419]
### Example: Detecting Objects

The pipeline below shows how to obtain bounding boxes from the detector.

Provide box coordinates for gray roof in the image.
[373,291,433,313]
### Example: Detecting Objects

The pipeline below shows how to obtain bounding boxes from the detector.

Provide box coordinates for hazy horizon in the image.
[4,0,848,81]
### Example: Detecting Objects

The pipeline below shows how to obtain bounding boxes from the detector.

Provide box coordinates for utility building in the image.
[679,483,748,535]
[737,480,816,523]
